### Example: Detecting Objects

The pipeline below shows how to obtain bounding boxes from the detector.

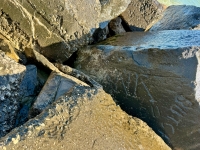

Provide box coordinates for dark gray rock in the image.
[0,50,26,138]
[20,65,37,97]
[14,65,38,127]
[108,17,126,35]
[120,0,164,31]
[149,5,200,31]
[74,30,200,149]
[92,25,109,43]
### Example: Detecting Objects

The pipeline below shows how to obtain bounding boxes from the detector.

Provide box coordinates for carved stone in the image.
[74,30,200,149]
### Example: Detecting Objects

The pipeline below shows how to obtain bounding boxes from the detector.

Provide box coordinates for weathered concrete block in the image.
[74,30,200,149]
[149,5,200,31]
[0,50,26,138]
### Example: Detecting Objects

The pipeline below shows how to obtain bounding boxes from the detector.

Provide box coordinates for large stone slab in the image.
[0,85,170,150]
[0,0,130,62]
[74,30,200,149]
[148,5,200,31]
[120,0,164,31]
[0,50,26,138]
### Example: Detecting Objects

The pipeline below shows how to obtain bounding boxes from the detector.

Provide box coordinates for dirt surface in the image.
[0,87,170,150]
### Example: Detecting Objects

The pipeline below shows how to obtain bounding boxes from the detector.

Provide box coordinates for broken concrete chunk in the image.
[74,30,200,149]
[0,50,26,138]
[29,71,88,117]
[0,86,171,150]
[148,5,200,31]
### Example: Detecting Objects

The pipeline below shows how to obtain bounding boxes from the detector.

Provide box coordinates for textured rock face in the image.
[149,5,200,31]
[29,71,88,117]
[108,17,126,34]
[0,0,130,63]
[74,31,200,149]
[19,65,37,98]
[0,35,19,62]
[120,0,163,31]
[0,86,171,150]
[0,51,26,138]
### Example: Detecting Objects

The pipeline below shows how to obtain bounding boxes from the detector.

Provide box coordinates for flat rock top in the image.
[100,30,200,49]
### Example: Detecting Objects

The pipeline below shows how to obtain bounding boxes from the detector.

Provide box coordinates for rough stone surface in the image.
[120,0,164,31]
[149,5,200,31]
[0,86,170,150]
[29,71,88,118]
[19,65,37,98]
[54,63,102,89]
[0,50,26,138]
[0,34,19,62]
[92,26,109,43]
[25,47,60,72]
[108,17,126,35]
[14,65,38,127]
[74,31,200,149]
[0,0,131,63]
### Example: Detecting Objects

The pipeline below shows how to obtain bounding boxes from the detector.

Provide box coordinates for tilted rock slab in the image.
[0,85,170,150]
[0,51,26,138]
[74,30,200,149]
[120,0,164,31]
[148,5,200,31]
[0,0,130,62]
[29,71,88,118]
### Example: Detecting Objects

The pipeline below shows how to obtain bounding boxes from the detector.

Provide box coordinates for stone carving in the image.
[74,30,200,149]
